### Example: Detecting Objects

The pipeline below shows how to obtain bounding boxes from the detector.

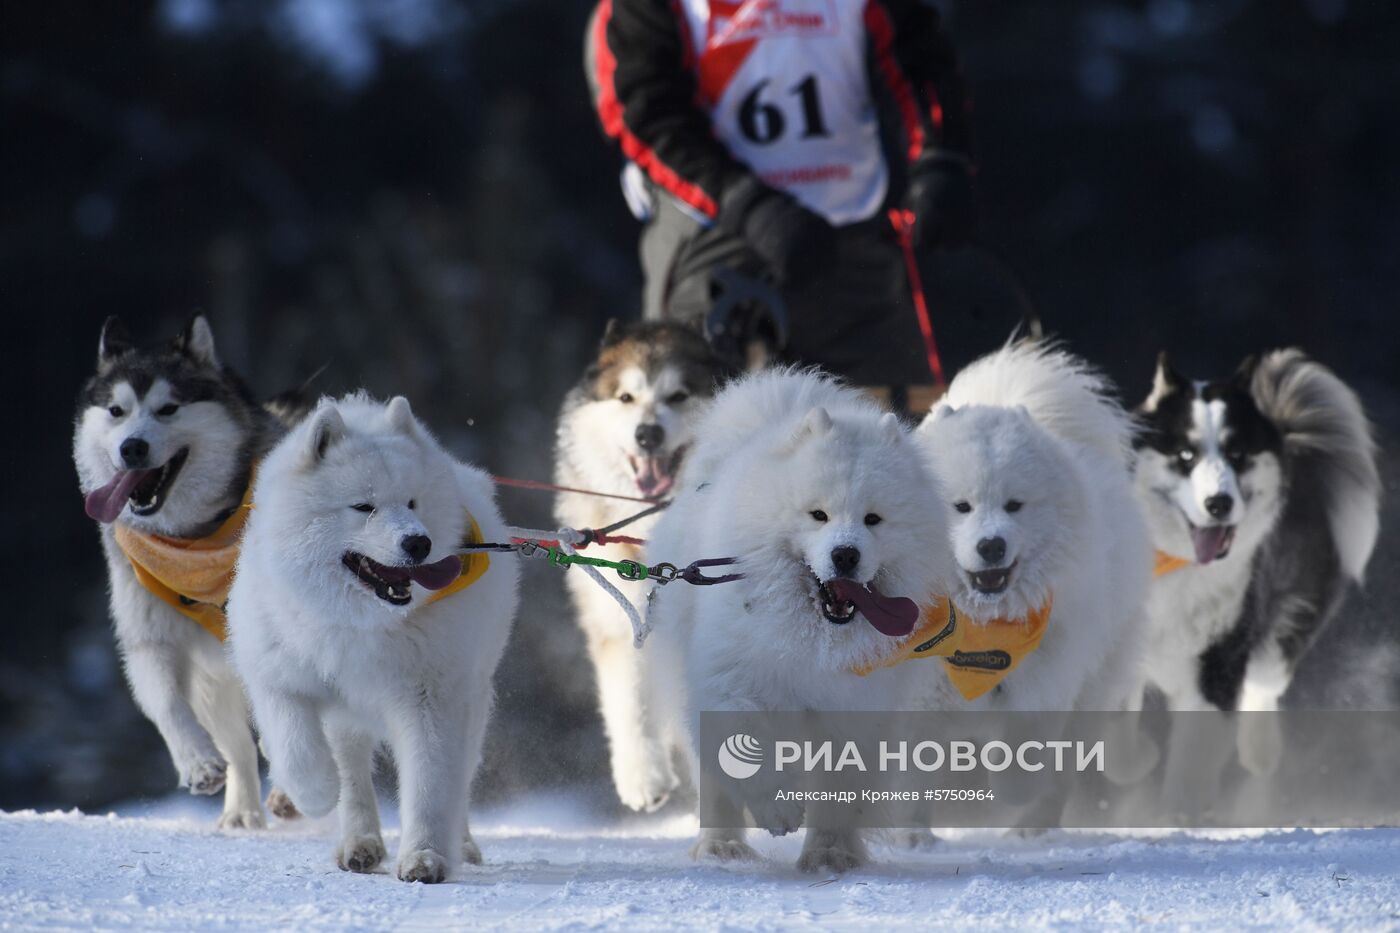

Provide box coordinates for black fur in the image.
[1138,351,1363,711]
[76,316,283,535]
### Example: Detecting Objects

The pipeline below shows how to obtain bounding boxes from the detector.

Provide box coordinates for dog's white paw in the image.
[1237,715,1284,777]
[265,788,301,820]
[182,756,227,796]
[797,843,865,875]
[396,848,448,884]
[280,770,339,818]
[461,837,483,866]
[690,836,759,862]
[614,764,680,814]
[749,795,804,837]
[336,834,387,874]
[217,807,265,831]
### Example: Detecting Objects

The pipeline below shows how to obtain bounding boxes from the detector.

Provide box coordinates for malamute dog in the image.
[73,315,289,829]
[644,369,951,872]
[1133,349,1380,777]
[554,320,724,812]
[912,342,1153,713]
[227,394,518,882]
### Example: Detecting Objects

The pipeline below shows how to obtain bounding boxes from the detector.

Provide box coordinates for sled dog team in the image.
[75,315,1381,879]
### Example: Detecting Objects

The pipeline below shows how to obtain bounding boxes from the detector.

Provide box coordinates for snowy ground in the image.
[3,794,1400,931]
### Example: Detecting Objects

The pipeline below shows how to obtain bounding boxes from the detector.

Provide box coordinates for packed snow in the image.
[3,793,1400,930]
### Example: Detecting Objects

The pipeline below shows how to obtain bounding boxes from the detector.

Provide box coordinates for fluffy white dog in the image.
[645,369,952,873]
[227,393,518,883]
[912,342,1152,713]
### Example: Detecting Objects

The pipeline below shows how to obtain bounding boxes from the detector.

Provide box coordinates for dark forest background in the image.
[2,0,1397,812]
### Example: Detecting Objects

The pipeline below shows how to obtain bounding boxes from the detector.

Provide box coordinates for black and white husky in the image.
[554,320,725,811]
[1132,349,1381,779]
[73,316,294,828]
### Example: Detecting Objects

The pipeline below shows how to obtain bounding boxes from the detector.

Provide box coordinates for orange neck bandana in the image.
[1153,550,1192,577]
[852,595,1054,701]
[112,488,252,642]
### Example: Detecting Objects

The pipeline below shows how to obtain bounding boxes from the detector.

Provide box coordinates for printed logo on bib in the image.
[698,0,838,105]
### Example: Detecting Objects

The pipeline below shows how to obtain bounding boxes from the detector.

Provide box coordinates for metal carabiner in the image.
[648,562,680,585]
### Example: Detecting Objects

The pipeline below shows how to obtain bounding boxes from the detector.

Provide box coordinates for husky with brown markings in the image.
[554,320,725,812]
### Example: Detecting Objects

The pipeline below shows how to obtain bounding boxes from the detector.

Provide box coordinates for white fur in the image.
[915,342,1153,712]
[644,369,953,872]
[73,334,267,829]
[554,361,706,813]
[227,394,518,882]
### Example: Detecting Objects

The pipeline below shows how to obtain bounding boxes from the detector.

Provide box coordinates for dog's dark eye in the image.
[666,391,689,405]
[953,501,972,514]
[810,509,829,523]
[618,393,634,404]
[107,405,125,418]
[1224,446,1245,467]
[864,513,882,526]
[156,403,179,417]
[350,503,374,513]
[1176,448,1195,465]
[1005,500,1023,513]
[407,499,416,510]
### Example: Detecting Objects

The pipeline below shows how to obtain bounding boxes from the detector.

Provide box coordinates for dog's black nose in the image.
[1204,494,1234,520]
[120,437,149,468]
[976,536,1007,565]
[831,545,860,577]
[401,534,431,563]
[635,423,665,452]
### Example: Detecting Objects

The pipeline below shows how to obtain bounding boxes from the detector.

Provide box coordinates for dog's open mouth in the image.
[811,573,920,636]
[968,562,1016,596]
[341,552,462,606]
[627,445,686,499]
[84,448,189,523]
[814,573,859,624]
[1188,523,1236,564]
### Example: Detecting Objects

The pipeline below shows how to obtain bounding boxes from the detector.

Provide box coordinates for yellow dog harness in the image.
[852,595,1054,701]
[112,486,490,642]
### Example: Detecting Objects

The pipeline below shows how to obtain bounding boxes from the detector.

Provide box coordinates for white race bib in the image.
[679,0,888,225]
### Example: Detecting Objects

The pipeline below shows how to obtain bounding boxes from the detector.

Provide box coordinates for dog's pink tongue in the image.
[84,470,150,523]
[1190,525,1233,565]
[636,458,675,499]
[827,579,920,637]
[408,555,462,591]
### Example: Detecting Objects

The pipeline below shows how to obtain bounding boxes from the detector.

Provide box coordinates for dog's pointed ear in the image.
[98,316,132,367]
[386,395,419,438]
[600,318,622,348]
[1233,353,1259,390]
[879,411,903,442]
[303,405,346,467]
[174,315,220,368]
[1146,351,1184,410]
[783,407,833,453]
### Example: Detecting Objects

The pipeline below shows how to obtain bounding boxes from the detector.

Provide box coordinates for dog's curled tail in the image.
[1251,349,1381,582]
[938,340,1136,469]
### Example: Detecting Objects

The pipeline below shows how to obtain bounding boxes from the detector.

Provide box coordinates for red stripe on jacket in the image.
[593,0,720,218]
[865,0,925,163]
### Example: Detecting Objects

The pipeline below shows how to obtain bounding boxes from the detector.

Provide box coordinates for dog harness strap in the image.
[851,594,1053,701]
[1153,550,1192,577]
[425,515,491,607]
[111,483,254,643]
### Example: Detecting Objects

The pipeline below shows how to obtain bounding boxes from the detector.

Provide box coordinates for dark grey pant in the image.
[640,193,939,388]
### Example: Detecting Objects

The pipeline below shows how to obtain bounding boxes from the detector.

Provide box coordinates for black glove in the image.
[720,176,835,285]
[906,155,977,250]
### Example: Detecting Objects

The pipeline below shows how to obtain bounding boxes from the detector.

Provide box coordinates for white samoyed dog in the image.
[227,393,518,883]
[913,342,1152,713]
[644,369,953,873]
